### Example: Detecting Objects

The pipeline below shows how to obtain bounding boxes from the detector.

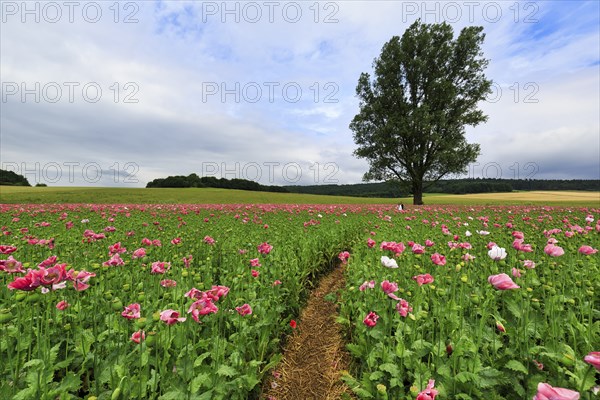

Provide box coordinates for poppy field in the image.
[0,203,598,399]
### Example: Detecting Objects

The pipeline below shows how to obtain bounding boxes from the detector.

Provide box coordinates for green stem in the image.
[579,365,593,396]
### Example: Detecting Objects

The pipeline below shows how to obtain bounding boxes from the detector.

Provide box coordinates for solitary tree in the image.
[350,20,492,205]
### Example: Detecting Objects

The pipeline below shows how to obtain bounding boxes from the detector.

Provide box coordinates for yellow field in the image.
[418,191,600,205]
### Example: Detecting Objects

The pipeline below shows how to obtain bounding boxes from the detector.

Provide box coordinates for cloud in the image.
[1,0,598,187]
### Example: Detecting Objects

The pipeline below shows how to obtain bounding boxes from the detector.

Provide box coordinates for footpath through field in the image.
[263,264,354,400]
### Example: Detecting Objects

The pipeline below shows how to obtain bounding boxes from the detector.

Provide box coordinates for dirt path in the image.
[264,265,354,400]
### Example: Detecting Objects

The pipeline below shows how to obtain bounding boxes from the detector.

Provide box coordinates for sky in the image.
[1,0,599,187]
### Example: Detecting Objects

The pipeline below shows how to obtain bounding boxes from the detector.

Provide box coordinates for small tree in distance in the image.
[350,20,492,205]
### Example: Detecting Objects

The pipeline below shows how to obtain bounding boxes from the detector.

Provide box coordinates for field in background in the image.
[0,186,599,206]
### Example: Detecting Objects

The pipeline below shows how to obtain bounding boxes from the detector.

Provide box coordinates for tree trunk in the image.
[412,180,424,205]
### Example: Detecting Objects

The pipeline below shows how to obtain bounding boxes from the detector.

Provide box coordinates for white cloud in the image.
[1,0,598,187]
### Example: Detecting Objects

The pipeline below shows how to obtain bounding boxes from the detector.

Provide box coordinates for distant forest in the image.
[0,169,31,186]
[146,173,599,197]
[289,179,600,197]
[146,173,288,192]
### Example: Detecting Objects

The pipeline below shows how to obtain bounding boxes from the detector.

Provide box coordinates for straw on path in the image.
[264,265,355,400]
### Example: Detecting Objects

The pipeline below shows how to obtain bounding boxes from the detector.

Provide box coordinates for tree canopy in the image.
[0,169,31,186]
[350,20,492,204]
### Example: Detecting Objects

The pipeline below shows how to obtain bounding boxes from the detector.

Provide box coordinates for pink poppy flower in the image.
[396,299,412,317]
[462,253,475,262]
[108,242,127,255]
[188,297,219,323]
[141,238,152,246]
[39,263,68,286]
[160,279,177,288]
[7,273,38,291]
[523,260,536,269]
[544,244,564,257]
[412,274,434,286]
[338,251,350,264]
[486,241,497,250]
[56,300,70,310]
[132,248,146,259]
[584,352,600,371]
[170,237,181,245]
[359,280,375,291]
[184,287,204,300]
[0,256,24,273]
[578,245,598,255]
[416,379,438,400]
[151,261,170,274]
[533,383,579,400]
[0,245,18,254]
[206,285,229,301]
[363,311,379,327]
[160,309,186,325]
[38,255,58,268]
[512,268,522,278]
[289,319,297,329]
[235,303,252,316]
[68,270,96,291]
[182,255,193,268]
[512,231,525,239]
[250,258,261,267]
[203,236,215,245]
[513,239,533,252]
[488,273,520,290]
[425,239,435,247]
[366,238,376,248]
[381,280,399,296]
[272,280,282,286]
[412,244,425,254]
[251,269,260,277]
[430,253,446,266]
[258,242,273,254]
[122,303,141,319]
[102,253,124,267]
[131,330,145,344]
[380,241,405,255]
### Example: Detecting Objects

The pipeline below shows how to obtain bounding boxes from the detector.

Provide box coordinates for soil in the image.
[263,265,355,400]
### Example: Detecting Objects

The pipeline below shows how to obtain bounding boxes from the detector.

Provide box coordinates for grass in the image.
[0,186,599,206]
[0,186,398,205]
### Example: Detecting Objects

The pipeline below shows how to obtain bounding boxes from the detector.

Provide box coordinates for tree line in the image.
[288,179,599,198]
[145,173,288,192]
[145,172,599,197]
[0,169,31,186]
